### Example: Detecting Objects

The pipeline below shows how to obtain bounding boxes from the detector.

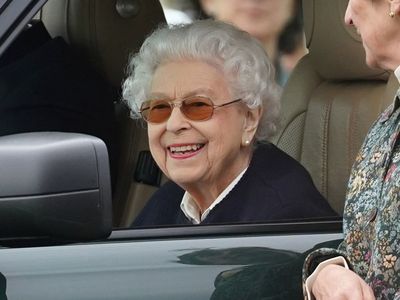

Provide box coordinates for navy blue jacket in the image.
[133,144,337,227]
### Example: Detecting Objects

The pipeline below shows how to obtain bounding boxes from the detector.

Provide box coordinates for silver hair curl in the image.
[122,19,281,141]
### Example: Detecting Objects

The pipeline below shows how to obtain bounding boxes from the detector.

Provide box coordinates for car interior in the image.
[271,0,399,215]
[38,0,167,227]
[7,0,398,227]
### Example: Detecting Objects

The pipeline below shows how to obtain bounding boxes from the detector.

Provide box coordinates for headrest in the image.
[41,0,166,87]
[303,0,388,81]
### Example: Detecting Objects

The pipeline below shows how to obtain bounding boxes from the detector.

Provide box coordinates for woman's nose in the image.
[344,4,354,26]
[166,106,190,132]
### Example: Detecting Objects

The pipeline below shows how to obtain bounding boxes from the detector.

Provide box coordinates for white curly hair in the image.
[122,19,281,141]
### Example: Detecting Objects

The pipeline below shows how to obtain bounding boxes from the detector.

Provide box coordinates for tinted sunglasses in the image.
[139,96,242,124]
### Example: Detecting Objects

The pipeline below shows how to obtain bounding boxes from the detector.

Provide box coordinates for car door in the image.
[0,222,342,300]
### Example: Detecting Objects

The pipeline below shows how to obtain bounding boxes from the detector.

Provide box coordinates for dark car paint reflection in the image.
[177,247,303,299]
[176,240,343,300]
[177,247,299,265]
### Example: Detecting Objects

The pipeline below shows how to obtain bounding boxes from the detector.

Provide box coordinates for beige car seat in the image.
[39,0,166,226]
[272,0,399,214]
[37,0,400,226]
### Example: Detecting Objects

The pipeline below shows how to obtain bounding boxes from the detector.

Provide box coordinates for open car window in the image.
[0,0,342,234]
[0,2,347,298]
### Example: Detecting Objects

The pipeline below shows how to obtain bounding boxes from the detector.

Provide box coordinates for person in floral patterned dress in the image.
[302,0,400,299]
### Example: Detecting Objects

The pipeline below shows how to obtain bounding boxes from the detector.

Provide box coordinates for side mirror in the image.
[0,132,112,241]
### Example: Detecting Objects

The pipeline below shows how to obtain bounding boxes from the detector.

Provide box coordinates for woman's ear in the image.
[242,106,263,144]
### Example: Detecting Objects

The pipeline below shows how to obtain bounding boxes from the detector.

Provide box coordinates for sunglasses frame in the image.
[139,96,242,124]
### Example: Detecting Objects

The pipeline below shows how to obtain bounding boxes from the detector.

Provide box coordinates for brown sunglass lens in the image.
[146,100,172,123]
[182,97,213,120]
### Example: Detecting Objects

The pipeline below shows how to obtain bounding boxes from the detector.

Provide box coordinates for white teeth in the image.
[170,144,203,153]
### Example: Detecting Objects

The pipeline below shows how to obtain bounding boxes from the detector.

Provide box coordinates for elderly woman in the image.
[123,20,336,226]
[303,0,400,299]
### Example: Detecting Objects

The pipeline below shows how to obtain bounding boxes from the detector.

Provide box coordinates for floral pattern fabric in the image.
[303,89,400,300]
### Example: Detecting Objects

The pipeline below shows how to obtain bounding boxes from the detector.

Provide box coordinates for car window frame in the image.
[0,0,343,245]
[111,219,343,241]
[0,0,46,56]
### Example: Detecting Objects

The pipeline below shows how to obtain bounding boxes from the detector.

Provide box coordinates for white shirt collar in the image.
[394,65,400,83]
[180,167,248,224]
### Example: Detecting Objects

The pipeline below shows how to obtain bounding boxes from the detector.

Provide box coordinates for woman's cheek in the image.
[148,130,166,173]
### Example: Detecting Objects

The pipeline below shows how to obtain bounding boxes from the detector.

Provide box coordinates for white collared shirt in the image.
[180,168,248,224]
[395,65,400,83]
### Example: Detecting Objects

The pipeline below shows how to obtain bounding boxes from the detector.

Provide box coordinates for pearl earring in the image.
[389,0,395,17]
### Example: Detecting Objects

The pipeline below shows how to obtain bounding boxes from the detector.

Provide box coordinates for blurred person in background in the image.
[199,0,307,85]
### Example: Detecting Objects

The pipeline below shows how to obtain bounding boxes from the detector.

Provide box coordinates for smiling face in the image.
[344,0,400,70]
[147,60,259,202]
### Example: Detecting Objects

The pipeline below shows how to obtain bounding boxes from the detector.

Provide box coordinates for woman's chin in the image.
[364,51,381,70]
[168,171,202,187]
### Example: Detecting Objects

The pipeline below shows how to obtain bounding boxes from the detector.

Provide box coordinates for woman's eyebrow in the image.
[182,88,215,98]
[147,92,171,100]
[149,88,216,100]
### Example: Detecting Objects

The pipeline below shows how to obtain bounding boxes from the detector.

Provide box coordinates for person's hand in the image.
[312,264,375,300]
